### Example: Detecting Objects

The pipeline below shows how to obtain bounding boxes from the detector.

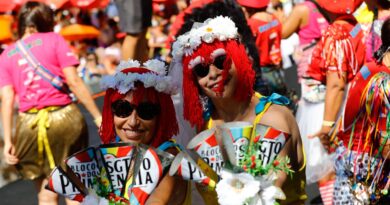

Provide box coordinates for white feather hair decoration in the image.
[171,16,239,61]
[100,59,179,95]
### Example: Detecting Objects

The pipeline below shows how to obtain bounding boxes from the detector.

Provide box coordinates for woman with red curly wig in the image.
[99,59,189,204]
[171,16,306,205]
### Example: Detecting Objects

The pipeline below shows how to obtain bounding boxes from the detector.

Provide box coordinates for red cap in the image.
[316,0,363,14]
[237,0,270,9]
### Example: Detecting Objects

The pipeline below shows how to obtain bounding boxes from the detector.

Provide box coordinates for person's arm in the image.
[309,71,346,150]
[62,66,102,126]
[1,85,19,165]
[278,4,308,39]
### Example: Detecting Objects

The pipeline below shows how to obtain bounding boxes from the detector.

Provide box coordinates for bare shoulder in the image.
[260,104,298,136]
[261,104,304,170]
[293,3,310,13]
[290,4,310,22]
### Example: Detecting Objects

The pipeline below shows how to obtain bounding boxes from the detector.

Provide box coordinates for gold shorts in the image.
[14,104,88,180]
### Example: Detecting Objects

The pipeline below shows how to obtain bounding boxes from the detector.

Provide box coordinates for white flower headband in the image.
[100,59,179,95]
[171,16,239,60]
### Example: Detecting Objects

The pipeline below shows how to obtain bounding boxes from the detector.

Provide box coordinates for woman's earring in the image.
[200,94,212,120]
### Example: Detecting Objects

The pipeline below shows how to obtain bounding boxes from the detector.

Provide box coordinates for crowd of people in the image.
[0,0,389,205]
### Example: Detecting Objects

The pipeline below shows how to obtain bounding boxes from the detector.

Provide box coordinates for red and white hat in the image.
[316,0,363,14]
[237,0,270,9]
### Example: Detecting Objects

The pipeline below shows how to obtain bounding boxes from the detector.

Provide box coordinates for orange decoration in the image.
[60,24,100,41]
[0,15,14,43]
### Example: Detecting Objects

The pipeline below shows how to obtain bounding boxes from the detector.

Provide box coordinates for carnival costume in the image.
[307,17,365,84]
[171,16,306,205]
[45,59,192,205]
[302,1,366,204]
[331,60,390,204]
[305,0,365,100]
[296,1,366,193]
[0,32,88,180]
[301,15,365,184]
[205,93,307,205]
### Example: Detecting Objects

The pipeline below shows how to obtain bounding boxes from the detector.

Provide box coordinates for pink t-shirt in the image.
[0,32,79,112]
[298,1,329,45]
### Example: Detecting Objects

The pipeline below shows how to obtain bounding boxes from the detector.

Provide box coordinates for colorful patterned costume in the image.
[307,15,365,84]
[171,15,306,205]
[297,14,366,200]
[198,93,307,205]
[0,32,88,179]
[333,62,390,204]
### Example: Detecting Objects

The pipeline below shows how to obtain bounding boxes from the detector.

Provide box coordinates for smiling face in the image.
[190,48,238,99]
[113,91,158,144]
[181,40,255,128]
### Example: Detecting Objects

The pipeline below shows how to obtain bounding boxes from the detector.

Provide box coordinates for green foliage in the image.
[239,142,294,177]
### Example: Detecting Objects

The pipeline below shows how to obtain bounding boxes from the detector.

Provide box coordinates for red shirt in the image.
[248,15,282,67]
[307,16,366,84]
[339,62,388,153]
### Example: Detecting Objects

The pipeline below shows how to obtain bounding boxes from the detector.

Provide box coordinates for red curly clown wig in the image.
[182,39,255,129]
[99,68,179,147]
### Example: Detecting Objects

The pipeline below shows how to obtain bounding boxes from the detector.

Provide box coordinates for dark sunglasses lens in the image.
[137,103,160,120]
[213,55,226,70]
[193,64,209,78]
[112,100,133,118]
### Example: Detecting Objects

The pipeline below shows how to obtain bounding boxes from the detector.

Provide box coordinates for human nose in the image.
[208,64,221,79]
[127,109,140,127]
